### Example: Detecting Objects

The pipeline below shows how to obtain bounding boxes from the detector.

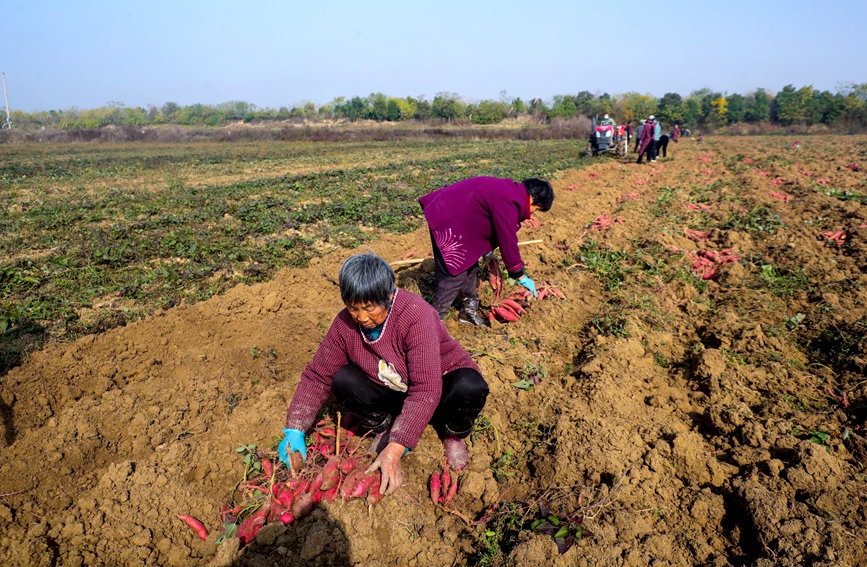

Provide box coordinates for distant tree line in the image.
[8,84,867,131]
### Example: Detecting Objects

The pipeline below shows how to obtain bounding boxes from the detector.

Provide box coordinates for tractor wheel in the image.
[587,143,595,157]
[618,140,628,157]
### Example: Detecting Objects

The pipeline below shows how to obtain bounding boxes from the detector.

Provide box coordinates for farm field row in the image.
[0,135,866,566]
[0,139,588,371]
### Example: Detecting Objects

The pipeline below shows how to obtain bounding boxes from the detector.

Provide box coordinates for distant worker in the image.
[657,134,671,158]
[650,116,661,162]
[636,117,655,164]
[599,113,616,127]
[625,120,634,149]
[672,124,681,142]
[634,119,645,153]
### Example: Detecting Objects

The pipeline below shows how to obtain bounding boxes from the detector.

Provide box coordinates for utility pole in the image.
[2,73,11,129]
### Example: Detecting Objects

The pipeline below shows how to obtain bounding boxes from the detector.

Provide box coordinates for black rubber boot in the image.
[458,297,487,326]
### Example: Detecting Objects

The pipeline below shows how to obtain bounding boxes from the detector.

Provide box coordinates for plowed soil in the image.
[1,136,866,567]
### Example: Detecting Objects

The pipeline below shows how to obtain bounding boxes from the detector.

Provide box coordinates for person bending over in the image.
[418,176,554,325]
[278,253,489,495]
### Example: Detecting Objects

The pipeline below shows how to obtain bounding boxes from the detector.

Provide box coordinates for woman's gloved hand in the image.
[516,275,537,298]
[278,428,307,467]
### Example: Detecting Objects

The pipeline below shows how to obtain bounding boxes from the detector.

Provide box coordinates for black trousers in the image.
[637,140,656,163]
[657,135,670,157]
[429,230,479,316]
[331,364,489,439]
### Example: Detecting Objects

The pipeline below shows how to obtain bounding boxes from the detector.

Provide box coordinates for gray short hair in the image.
[338,253,395,307]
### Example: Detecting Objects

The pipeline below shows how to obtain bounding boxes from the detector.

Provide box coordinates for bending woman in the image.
[419,176,554,325]
[278,253,489,495]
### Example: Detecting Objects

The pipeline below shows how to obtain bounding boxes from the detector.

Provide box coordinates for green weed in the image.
[756,264,809,296]
[719,205,785,235]
[573,240,631,291]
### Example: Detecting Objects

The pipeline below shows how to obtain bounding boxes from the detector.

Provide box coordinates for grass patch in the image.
[755,263,810,296]
[719,205,785,235]
[817,187,867,204]
[0,139,591,365]
[572,240,631,291]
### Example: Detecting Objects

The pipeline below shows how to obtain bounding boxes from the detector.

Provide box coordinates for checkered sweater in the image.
[284,289,479,449]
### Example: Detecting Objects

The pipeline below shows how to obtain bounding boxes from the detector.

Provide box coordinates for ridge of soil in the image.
[1,136,866,567]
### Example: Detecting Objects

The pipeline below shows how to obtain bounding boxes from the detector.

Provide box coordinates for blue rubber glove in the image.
[278,428,307,466]
[516,275,538,298]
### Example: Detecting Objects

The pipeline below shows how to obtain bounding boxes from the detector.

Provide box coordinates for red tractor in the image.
[587,119,628,157]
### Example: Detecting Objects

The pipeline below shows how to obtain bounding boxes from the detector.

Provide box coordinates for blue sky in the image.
[3,0,865,112]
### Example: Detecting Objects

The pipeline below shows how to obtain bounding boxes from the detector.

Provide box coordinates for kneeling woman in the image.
[278,253,489,496]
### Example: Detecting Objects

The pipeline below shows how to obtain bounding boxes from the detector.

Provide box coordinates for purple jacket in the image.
[419,177,530,277]
[638,121,655,154]
[284,289,479,449]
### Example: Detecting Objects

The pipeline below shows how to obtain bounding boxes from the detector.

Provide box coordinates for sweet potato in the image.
[366,472,384,505]
[291,492,314,519]
[338,457,357,475]
[500,299,525,314]
[430,472,441,505]
[279,511,295,525]
[443,471,459,505]
[310,489,323,504]
[237,504,269,545]
[290,451,305,473]
[493,306,520,322]
[177,514,209,541]
[272,482,293,508]
[309,473,323,494]
[260,457,273,479]
[294,479,311,495]
[340,469,364,500]
[322,484,340,502]
[319,457,341,491]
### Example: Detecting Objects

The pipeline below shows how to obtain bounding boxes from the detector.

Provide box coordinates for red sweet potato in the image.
[290,451,305,473]
[237,504,269,545]
[338,457,357,475]
[443,471,459,505]
[260,457,273,478]
[177,514,209,541]
[494,306,520,322]
[349,473,377,499]
[311,489,323,504]
[366,471,384,505]
[319,457,341,491]
[273,482,293,508]
[500,299,526,314]
[322,484,340,502]
[291,492,314,519]
[430,472,441,505]
[294,479,311,495]
[441,467,451,494]
[309,473,323,494]
[340,468,367,500]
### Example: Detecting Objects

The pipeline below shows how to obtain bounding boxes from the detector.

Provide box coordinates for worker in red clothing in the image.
[278,253,489,495]
[418,176,554,325]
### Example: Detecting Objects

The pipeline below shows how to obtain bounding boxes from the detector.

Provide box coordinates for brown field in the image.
[1,136,866,566]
